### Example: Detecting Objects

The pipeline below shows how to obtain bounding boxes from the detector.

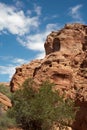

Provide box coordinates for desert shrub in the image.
[0,113,16,130]
[0,104,16,130]
[0,84,16,130]
[8,78,76,130]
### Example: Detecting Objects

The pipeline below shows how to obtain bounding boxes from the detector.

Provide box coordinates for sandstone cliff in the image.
[10,23,87,130]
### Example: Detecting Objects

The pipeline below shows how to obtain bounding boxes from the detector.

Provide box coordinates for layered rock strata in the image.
[0,92,12,110]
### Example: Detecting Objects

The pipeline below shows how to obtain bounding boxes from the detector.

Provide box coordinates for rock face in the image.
[0,83,12,110]
[0,92,12,110]
[10,23,87,130]
[10,60,42,91]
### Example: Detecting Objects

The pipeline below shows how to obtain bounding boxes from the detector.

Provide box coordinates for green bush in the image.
[8,78,76,130]
[0,84,16,130]
[0,105,16,130]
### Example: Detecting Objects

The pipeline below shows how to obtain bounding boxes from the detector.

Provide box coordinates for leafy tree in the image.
[8,78,76,130]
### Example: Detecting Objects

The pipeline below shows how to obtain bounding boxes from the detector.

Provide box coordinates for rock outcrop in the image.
[0,83,12,110]
[10,23,87,130]
[0,92,12,110]
[10,60,42,91]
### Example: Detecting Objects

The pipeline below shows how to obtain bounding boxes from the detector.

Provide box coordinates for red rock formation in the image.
[0,83,12,110]
[10,23,87,130]
[10,60,42,91]
[0,92,12,110]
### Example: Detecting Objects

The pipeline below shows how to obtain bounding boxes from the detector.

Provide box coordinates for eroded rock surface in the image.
[10,23,87,130]
[10,60,42,91]
[0,83,12,110]
[0,92,12,110]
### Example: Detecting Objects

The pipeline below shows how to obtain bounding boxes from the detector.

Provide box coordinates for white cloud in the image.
[17,34,44,51]
[0,56,29,64]
[0,55,45,81]
[0,65,16,80]
[46,23,59,32]
[17,23,59,58]
[0,2,60,60]
[0,57,30,80]
[69,4,84,22]
[0,56,12,60]
[15,0,24,8]
[0,2,60,81]
[12,58,29,64]
[0,2,40,35]
[43,14,59,21]
[34,4,41,15]
[0,54,45,81]
[35,52,45,59]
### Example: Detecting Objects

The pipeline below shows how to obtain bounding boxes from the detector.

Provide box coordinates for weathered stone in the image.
[10,23,87,130]
[0,92,12,110]
[0,82,12,110]
[10,60,42,91]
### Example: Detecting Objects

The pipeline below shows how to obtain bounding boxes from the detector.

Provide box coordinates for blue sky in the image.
[0,0,87,82]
